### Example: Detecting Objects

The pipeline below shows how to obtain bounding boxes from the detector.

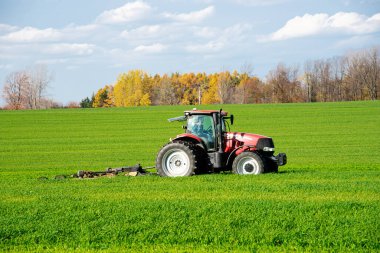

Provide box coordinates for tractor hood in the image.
[226,132,275,150]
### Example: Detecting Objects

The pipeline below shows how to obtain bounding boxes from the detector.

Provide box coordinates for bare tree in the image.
[2,71,29,110]
[304,60,318,102]
[234,63,254,104]
[217,71,235,104]
[363,47,379,100]
[345,52,367,101]
[330,56,348,101]
[27,65,53,109]
[267,63,303,103]
[158,74,179,105]
[2,65,53,110]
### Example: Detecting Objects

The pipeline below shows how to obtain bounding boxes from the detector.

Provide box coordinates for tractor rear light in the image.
[263,147,275,152]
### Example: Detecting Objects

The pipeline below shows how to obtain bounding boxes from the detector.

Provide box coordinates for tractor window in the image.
[221,118,227,132]
[187,115,215,150]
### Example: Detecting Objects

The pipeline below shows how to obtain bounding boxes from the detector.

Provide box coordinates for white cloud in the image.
[45,43,96,55]
[0,26,62,43]
[260,12,380,42]
[63,23,99,34]
[330,12,380,33]
[233,0,288,5]
[134,43,167,53]
[0,24,18,33]
[121,25,164,39]
[193,26,219,38]
[121,23,195,45]
[186,23,251,53]
[185,41,224,53]
[163,6,214,23]
[35,58,69,65]
[96,1,151,24]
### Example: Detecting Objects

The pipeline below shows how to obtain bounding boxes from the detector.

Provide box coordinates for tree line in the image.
[83,46,379,108]
[2,46,378,110]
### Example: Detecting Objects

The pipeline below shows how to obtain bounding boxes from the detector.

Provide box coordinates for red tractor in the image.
[156,109,287,177]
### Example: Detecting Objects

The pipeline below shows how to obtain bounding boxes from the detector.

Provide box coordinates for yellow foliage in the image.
[93,69,270,107]
[140,93,151,106]
[202,74,220,104]
[93,85,113,108]
[113,70,152,107]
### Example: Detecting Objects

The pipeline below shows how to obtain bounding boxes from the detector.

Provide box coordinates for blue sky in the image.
[0,0,379,105]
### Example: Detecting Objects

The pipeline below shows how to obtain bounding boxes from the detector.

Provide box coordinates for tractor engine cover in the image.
[225,132,275,155]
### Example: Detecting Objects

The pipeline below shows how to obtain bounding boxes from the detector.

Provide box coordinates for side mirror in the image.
[230,115,234,125]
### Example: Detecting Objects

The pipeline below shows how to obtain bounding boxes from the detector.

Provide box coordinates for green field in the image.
[1,101,379,252]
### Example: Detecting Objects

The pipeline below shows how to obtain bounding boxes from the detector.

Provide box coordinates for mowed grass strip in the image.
[0,101,379,252]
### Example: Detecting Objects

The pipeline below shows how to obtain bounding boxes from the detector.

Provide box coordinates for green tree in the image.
[93,85,113,108]
[80,97,92,108]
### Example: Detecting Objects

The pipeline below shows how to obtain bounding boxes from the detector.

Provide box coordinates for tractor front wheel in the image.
[156,142,198,177]
[232,152,264,175]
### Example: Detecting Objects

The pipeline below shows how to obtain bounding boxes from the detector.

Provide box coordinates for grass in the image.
[0,101,379,252]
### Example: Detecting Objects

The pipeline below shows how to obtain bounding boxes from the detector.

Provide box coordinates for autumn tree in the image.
[113,70,151,107]
[155,74,179,105]
[267,63,304,103]
[93,85,114,107]
[235,76,265,104]
[202,73,220,104]
[217,71,235,104]
[179,73,198,105]
[233,64,266,104]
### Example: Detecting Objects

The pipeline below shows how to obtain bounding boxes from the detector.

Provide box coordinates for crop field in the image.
[0,101,379,252]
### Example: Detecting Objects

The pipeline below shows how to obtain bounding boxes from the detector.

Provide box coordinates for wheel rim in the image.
[162,149,190,177]
[236,156,260,175]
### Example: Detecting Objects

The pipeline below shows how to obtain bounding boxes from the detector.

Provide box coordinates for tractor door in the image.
[186,115,216,150]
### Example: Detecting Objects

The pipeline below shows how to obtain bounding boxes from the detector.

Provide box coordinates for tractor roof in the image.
[168,109,229,122]
[184,109,228,116]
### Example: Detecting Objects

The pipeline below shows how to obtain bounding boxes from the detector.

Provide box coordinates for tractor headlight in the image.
[263,147,275,152]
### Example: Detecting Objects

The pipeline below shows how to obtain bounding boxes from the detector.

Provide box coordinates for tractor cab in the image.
[186,114,216,149]
[169,109,233,152]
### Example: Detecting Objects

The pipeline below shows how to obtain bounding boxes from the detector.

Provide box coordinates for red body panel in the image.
[224,132,268,155]
[175,132,268,156]
[173,133,206,147]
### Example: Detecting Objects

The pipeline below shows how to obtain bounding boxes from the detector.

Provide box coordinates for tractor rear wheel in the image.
[156,142,199,177]
[232,152,264,175]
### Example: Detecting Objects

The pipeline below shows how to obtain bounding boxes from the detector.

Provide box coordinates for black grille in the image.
[257,138,275,155]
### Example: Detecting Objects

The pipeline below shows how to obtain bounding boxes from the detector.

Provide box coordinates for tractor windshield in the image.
[187,115,215,150]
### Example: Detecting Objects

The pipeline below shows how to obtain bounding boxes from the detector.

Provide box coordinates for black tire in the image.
[192,144,211,173]
[156,142,198,177]
[232,152,264,175]
[261,155,279,173]
[265,159,278,173]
